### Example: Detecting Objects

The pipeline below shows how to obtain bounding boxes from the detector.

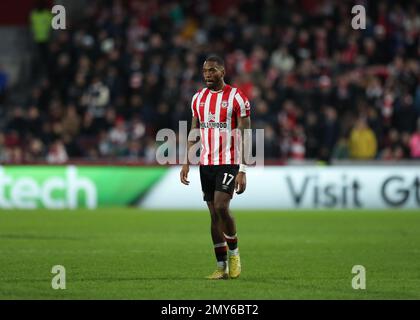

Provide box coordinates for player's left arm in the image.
[235,115,251,194]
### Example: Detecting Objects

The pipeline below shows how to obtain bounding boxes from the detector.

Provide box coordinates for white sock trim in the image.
[214,242,227,248]
[223,233,237,240]
[229,248,239,256]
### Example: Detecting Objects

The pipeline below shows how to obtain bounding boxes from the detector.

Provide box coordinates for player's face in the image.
[203,61,225,90]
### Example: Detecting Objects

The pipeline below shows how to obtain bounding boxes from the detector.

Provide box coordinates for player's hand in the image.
[180,164,190,185]
[235,172,246,194]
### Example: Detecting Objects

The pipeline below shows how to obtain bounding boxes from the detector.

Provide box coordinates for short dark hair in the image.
[205,55,225,68]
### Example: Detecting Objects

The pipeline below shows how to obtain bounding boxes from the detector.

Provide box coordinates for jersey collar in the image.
[209,84,227,93]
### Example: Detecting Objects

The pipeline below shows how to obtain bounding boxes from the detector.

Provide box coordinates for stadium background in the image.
[0,0,419,300]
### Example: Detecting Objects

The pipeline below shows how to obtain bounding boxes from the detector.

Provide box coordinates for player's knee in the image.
[214,201,229,216]
[210,212,219,224]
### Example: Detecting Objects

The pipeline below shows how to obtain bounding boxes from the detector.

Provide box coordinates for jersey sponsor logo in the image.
[208,112,216,122]
[200,122,228,129]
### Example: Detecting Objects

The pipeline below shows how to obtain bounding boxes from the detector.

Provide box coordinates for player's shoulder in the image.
[189,89,198,103]
[230,86,249,100]
[194,87,208,96]
[230,85,251,113]
[191,88,207,102]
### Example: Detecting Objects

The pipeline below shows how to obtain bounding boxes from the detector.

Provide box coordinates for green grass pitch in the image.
[0,209,419,299]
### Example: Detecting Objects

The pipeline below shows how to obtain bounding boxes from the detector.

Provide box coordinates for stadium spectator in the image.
[61,105,81,138]
[109,117,129,156]
[348,118,378,160]
[320,107,340,161]
[82,76,111,118]
[0,133,6,162]
[26,137,45,162]
[30,0,53,77]
[332,137,349,160]
[410,120,420,159]
[46,140,68,163]
[26,106,44,138]
[0,65,8,104]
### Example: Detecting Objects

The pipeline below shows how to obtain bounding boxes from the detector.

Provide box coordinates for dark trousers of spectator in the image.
[31,42,49,80]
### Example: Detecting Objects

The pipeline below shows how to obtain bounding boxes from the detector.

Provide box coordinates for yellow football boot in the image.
[229,253,241,279]
[206,267,229,280]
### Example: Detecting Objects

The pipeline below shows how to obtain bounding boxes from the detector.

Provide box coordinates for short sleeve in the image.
[233,90,251,118]
[191,92,199,117]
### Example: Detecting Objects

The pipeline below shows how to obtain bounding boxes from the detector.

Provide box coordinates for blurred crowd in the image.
[0,0,420,164]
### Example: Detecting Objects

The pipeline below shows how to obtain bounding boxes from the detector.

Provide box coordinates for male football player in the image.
[180,55,251,279]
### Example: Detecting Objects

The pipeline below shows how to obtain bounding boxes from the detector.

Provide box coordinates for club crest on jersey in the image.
[221,101,228,108]
[200,102,205,107]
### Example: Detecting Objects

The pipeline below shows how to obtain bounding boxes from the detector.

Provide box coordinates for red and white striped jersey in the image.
[191,84,251,165]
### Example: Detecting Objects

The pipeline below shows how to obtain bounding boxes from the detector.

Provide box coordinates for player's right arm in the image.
[180,116,198,185]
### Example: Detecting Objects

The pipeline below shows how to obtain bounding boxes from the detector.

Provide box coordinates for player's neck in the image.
[209,81,226,93]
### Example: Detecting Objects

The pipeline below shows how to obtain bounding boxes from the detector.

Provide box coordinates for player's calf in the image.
[224,233,241,278]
